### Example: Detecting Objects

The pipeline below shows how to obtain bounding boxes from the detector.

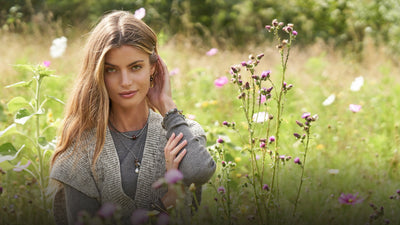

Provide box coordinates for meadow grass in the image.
[0,30,399,225]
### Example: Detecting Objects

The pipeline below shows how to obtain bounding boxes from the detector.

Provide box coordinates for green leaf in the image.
[0,143,25,163]
[38,136,48,147]
[46,95,65,105]
[14,108,34,125]
[0,123,17,138]
[7,96,31,113]
[5,80,33,88]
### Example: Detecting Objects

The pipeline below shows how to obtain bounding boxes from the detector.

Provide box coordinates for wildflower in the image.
[350,76,364,92]
[218,186,226,194]
[261,70,271,80]
[293,133,301,139]
[43,61,51,67]
[252,112,269,123]
[322,94,335,106]
[50,36,67,58]
[97,203,117,219]
[256,53,264,60]
[328,169,339,174]
[272,19,278,27]
[134,8,146,20]
[265,25,272,31]
[263,184,270,191]
[301,112,311,119]
[131,209,149,225]
[157,213,169,225]
[269,136,275,143]
[292,30,298,36]
[214,76,229,88]
[164,169,183,184]
[349,104,362,113]
[217,137,224,144]
[206,48,218,56]
[13,160,31,172]
[241,61,248,67]
[187,114,196,120]
[258,95,266,104]
[338,193,363,205]
[260,142,266,148]
[294,157,301,164]
[169,68,180,76]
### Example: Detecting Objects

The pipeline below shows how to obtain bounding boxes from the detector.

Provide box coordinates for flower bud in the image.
[294,157,301,164]
[293,133,301,139]
[249,54,255,60]
[260,142,266,148]
[292,30,298,36]
[256,53,264,60]
[261,70,271,80]
[269,136,276,143]
[189,183,196,192]
[296,120,304,127]
[217,137,224,143]
[265,25,272,31]
[245,82,250,90]
[278,22,284,27]
[241,61,248,67]
[263,184,270,191]
[272,19,278,27]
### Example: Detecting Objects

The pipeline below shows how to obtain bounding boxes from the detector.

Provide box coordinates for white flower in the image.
[134,8,146,20]
[50,36,67,58]
[328,169,339,174]
[350,76,364,92]
[322,94,335,106]
[252,112,269,123]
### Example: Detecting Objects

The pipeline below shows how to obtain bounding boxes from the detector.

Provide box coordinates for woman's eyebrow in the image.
[104,60,144,67]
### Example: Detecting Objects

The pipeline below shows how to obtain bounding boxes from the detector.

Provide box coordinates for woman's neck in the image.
[109,105,150,132]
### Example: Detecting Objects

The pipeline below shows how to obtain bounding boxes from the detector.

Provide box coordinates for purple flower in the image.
[261,70,271,80]
[131,209,149,225]
[241,61,248,67]
[260,142,266,148]
[217,137,224,143]
[294,157,301,164]
[292,30,298,36]
[206,48,218,56]
[43,61,51,67]
[222,121,228,126]
[218,186,226,194]
[301,112,311,119]
[164,169,183,184]
[156,213,169,225]
[214,76,229,88]
[293,133,301,139]
[263,184,270,191]
[338,193,364,205]
[97,202,117,219]
[349,104,362,113]
[269,136,275,143]
[265,25,272,31]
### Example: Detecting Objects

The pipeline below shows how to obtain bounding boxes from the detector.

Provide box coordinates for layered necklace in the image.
[109,115,149,174]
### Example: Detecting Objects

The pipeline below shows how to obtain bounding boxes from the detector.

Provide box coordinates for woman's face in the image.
[104,45,155,111]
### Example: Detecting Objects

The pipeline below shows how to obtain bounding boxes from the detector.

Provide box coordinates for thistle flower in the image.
[263,184,270,191]
[269,136,275,143]
[97,202,117,219]
[301,112,311,119]
[292,30,298,36]
[43,61,51,67]
[256,53,264,60]
[294,157,301,164]
[217,137,224,143]
[218,186,226,194]
[164,169,183,184]
[293,133,301,139]
[265,25,272,31]
[272,19,278,27]
[260,142,266,148]
[261,70,271,80]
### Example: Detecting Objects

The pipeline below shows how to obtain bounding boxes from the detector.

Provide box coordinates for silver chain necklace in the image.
[109,121,148,173]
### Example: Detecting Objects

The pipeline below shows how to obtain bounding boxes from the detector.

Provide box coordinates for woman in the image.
[50,10,216,225]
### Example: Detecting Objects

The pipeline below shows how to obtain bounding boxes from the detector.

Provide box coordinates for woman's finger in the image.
[172,149,187,169]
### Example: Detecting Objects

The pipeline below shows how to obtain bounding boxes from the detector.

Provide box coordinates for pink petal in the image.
[43,61,51,67]
[349,104,362,113]
[214,76,229,87]
[206,48,218,56]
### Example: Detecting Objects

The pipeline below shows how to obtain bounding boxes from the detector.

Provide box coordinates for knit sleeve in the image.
[163,113,216,186]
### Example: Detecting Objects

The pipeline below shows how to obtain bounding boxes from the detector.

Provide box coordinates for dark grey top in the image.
[63,112,213,224]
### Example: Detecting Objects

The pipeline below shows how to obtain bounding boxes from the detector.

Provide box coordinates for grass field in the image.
[0,29,399,225]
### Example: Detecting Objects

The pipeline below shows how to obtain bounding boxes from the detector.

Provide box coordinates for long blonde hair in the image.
[51,10,162,167]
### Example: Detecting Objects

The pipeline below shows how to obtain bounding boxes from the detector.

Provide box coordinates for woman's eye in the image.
[131,65,142,71]
[105,67,116,73]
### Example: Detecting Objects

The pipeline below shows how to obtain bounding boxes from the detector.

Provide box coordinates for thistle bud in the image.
[293,133,301,139]
[272,19,278,27]
[296,120,304,127]
[265,25,272,31]
[261,70,271,80]
[256,53,264,60]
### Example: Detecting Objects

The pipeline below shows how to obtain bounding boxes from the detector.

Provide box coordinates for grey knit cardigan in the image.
[50,110,216,224]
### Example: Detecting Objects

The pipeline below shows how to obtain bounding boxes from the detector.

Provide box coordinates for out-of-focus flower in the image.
[206,48,218,56]
[338,193,363,205]
[322,94,335,106]
[169,68,180,76]
[263,184,269,191]
[328,169,339,174]
[13,160,31,172]
[217,137,224,144]
[164,169,183,184]
[294,157,301,164]
[350,76,364,92]
[157,213,169,225]
[269,136,275,143]
[134,8,146,20]
[301,112,311,119]
[293,133,301,139]
[50,36,67,58]
[214,76,229,88]
[43,61,51,67]
[252,112,269,123]
[131,209,149,225]
[97,202,117,219]
[349,104,362,113]
[258,95,266,104]
[292,30,298,36]
[187,114,196,120]
[218,186,226,194]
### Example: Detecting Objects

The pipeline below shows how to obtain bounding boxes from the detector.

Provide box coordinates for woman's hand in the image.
[147,57,176,115]
[161,132,187,209]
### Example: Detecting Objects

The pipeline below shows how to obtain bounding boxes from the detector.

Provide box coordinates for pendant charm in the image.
[135,167,139,174]
[134,160,141,174]
[132,135,137,140]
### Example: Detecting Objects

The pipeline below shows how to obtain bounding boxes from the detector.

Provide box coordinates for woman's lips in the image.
[119,90,137,98]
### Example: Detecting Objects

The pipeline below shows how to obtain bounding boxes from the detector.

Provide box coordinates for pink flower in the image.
[294,157,301,164]
[134,8,146,20]
[97,202,117,219]
[349,104,362,113]
[131,209,149,225]
[258,95,266,104]
[206,48,218,56]
[164,169,183,184]
[43,61,51,67]
[169,68,180,76]
[338,193,363,205]
[214,76,229,87]
[13,160,31,172]
[217,186,226,194]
